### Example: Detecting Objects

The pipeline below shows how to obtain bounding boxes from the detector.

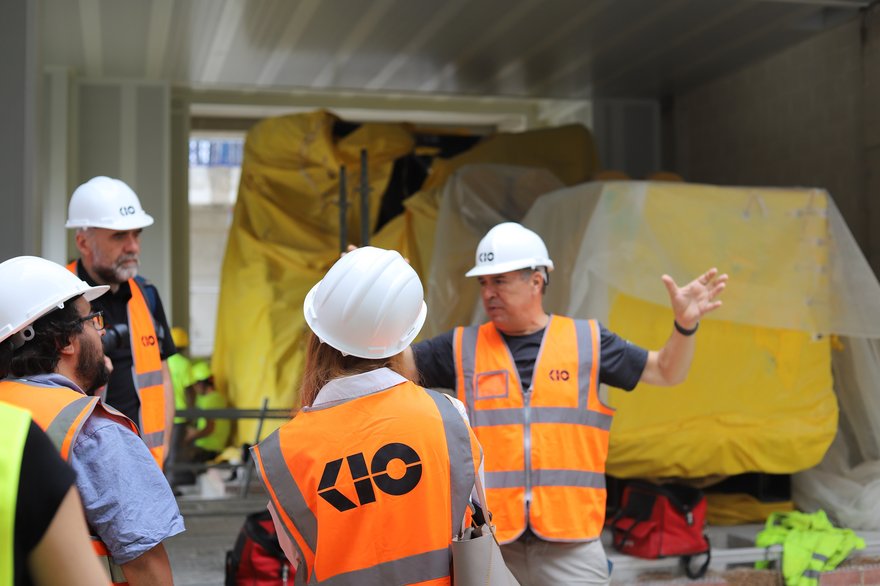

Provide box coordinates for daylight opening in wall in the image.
[188,133,245,358]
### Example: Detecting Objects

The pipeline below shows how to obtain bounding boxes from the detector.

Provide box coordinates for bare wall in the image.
[670,13,880,276]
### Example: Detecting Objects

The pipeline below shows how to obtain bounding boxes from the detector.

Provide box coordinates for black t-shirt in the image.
[15,421,78,586]
[412,319,648,392]
[75,261,177,424]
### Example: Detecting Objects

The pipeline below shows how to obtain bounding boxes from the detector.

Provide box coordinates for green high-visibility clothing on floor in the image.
[756,510,865,586]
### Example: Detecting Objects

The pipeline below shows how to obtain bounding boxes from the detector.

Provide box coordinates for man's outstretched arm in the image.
[640,267,728,386]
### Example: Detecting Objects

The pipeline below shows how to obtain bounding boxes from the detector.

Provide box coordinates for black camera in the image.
[102,323,130,353]
[102,323,166,353]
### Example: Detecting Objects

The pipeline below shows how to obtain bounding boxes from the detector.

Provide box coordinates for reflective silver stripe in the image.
[135,370,163,389]
[253,431,318,552]
[533,407,613,430]
[141,430,164,448]
[318,548,450,586]
[575,319,592,410]
[532,469,606,489]
[471,408,524,427]
[812,553,828,562]
[426,390,475,537]
[473,406,612,430]
[486,470,525,489]
[802,569,820,579]
[458,326,479,412]
[45,396,98,456]
[486,469,605,489]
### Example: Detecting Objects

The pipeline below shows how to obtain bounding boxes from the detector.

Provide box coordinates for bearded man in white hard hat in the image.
[403,221,727,586]
[65,176,177,470]
[0,256,183,585]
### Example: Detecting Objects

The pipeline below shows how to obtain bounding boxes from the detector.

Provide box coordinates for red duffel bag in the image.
[225,509,295,586]
[609,481,711,579]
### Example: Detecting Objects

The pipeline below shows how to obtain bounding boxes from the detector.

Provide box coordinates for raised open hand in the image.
[661,268,728,328]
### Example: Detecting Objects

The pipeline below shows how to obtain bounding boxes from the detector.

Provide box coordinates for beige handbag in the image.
[450,471,520,586]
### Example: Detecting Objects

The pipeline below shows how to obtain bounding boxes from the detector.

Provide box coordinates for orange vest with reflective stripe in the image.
[67,260,166,468]
[0,378,139,584]
[251,381,481,586]
[454,315,614,544]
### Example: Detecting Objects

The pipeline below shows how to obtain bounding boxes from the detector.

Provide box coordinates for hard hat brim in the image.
[83,285,110,301]
[465,259,555,277]
[65,213,155,231]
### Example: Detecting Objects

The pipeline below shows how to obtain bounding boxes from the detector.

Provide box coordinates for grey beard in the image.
[94,262,138,284]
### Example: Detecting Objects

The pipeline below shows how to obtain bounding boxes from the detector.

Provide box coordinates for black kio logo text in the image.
[119,205,136,216]
[478,252,494,262]
[549,369,570,381]
[318,443,422,512]
[140,335,157,347]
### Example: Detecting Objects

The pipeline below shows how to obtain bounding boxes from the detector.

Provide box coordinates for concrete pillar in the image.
[0,0,39,259]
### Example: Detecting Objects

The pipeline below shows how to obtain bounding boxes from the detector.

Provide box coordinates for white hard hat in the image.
[465,222,555,277]
[303,247,427,359]
[0,256,109,348]
[65,176,154,230]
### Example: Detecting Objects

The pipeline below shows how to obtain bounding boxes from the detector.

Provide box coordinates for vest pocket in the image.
[475,370,509,400]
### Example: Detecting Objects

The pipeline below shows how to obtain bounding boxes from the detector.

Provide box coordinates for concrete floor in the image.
[166,491,880,585]
[168,493,269,586]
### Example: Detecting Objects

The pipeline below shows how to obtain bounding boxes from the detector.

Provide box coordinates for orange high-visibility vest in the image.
[67,260,166,467]
[0,379,138,459]
[251,380,481,586]
[0,378,139,584]
[454,315,613,544]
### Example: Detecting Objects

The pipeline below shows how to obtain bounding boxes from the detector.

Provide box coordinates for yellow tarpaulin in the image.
[215,114,598,444]
[213,111,414,443]
[374,124,599,299]
[426,180,865,476]
[523,182,851,476]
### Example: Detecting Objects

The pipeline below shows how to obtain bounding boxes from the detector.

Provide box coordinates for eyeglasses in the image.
[73,311,105,332]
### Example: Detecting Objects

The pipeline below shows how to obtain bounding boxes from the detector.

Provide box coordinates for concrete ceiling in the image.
[40,0,869,100]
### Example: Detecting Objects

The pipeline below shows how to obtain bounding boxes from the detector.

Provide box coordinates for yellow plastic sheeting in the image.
[423,123,599,190]
[373,124,599,328]
[535,182,880,337]
[372,188,442,286]
[213,111,414,443]
[514,182,869,477]
[605,293,837,477]
[705,493,794,526]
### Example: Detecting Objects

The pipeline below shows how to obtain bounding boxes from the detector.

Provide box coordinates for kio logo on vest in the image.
[318,442,422,512]
[549,369,570,381]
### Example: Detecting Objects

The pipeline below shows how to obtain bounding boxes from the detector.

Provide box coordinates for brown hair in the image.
[299,332,404,408]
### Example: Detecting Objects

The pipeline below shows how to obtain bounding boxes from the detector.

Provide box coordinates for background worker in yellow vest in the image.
[183,360,230,461]
[165,326,193,487]
[168,327,194,425]
[402,222,728,586]
[251,247,485,586]
[65,176,177,469]
[0,401,108,586]
[0,256,184,586]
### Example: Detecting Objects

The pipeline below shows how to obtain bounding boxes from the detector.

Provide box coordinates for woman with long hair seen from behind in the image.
[251,246,483,585]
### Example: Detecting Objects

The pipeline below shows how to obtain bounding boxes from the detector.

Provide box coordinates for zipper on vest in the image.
[523,316,552,522]
[524,389,533,522]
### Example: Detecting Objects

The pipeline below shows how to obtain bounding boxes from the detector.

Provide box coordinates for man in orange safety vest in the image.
[403,222,727,585]
[65,176,177,468]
